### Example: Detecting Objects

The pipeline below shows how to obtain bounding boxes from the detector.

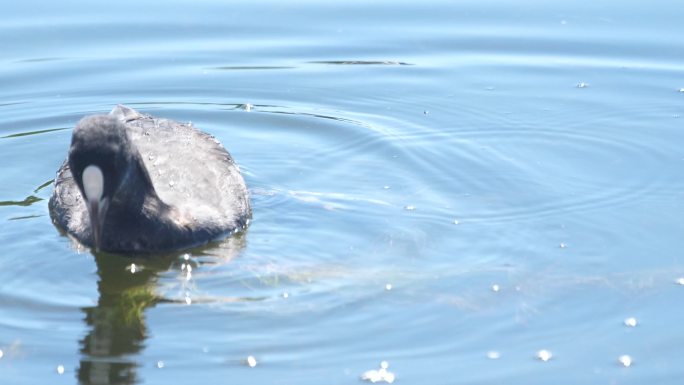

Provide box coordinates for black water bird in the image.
[49,105,251,253]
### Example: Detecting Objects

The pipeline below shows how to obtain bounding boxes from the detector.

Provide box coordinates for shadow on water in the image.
[77,234,247,385]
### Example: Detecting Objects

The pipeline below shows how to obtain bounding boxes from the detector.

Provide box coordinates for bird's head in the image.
[68,115,133,251]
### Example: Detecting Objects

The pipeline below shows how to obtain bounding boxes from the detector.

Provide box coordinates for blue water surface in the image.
[1,0,684,384]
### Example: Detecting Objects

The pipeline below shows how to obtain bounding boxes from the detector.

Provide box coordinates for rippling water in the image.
[2,0,684,384]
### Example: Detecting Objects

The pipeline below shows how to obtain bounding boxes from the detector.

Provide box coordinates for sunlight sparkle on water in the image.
[676,277,684,285]
[618,355,633,367]
[247,355,257,367]
[361,361,395,383]
[157,361,165,369]
[624,317,637,327]
[181,263,193,281]
[487,351,501,359]
[491,284,500,292]
[56,365,65,374]
[536,350,552,362]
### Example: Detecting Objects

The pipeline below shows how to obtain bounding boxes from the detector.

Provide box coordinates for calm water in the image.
[2,0,684,384]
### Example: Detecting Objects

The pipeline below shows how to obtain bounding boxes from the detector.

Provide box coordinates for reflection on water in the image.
[0,179,53,207]
[78,252,165,385]
[308,60,411,66]
[0,195,43,207]
[78,235,246,385]
[1,127,69,139]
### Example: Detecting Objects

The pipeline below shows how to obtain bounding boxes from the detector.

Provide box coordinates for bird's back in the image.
[120,108,251,232]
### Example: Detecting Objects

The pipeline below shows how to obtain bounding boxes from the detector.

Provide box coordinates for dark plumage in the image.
[49,105,251,254]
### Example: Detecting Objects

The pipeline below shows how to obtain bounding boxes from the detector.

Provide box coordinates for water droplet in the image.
[56,365,65,374]
[157,360,165,369]
[491,284,500,292]
[624,317,637,327]
[385,283,393,291]
[487,351,501,359]
[618,355,632,367]
[536,350,552,362]
[247,355,257,367]
[404,205,416,211]
[576,82,589,88]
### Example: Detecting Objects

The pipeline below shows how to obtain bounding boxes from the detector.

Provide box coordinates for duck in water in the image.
[49,105,251,254]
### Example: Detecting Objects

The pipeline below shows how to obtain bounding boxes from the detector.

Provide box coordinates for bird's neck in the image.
[108,155,166,224]
[97,155,186,253]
